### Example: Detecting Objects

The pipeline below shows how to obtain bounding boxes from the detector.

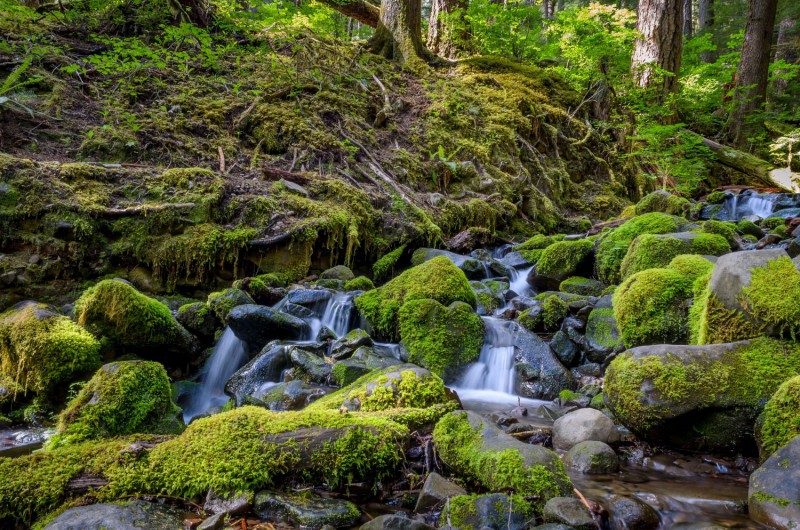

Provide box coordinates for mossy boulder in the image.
[355,256,476,341]
[227,305,310,354]
[471,280,507,315]
[343,276,374,292]
[207,288,255,322]
[596,213,681,285]
[689,250,797,345]
[0,301,101,398]
[619,232,729,280]
[0,407,410,525]
[433,411,572,512]
[74,279,195,360]
[559,276,604,297]
[749,434,800,529]
[758,376,800,460]
[563,440,619,474]
[529,239,594,291]
[518,294,569,333]
[584,301,623,363]
[306,364,459,429]
[253,491,360,529]
[176,301,219,342]
[702,219,741,249]
[49,361,183,448]
[666,254,715,280]
[634,190,690,217]
[373,246,406,283]
[43,501,185,530]
[447,493,533,530]
[613,268,693,347]
[398,299,484,379]
[604,338,800,452]
[319,265,355,282]
[515,233,555,251]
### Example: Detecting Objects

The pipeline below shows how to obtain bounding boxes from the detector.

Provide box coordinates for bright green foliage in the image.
[741,257,800,340]
[759,376,800,459]
[373,246,405,283]
[343,276,375,292]
[49,361,183,448]
[613,268,693,347]
[634,191,691,217]
[460,0,544,61]
[515,234,554,251]
[706,191,727,204]
[0,407,409,525]
[536,239,594,278]
[667,254,714,281]
[0,303,101,397]
[619,233,728,280]
[398,300,484,378]
[605,338,800,432]
[761,218,785,230]
[74,279,189,353]
[518,295,568,332]
[433,412,572,510]
[355,257,476,341]
[596,213,680,285]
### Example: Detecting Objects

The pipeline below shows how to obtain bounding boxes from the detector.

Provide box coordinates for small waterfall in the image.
[722,192,780,220]
[456,317,516,393]
[747,194,780,219]
[183,327,247,422]
[508,265,534,298]
[320,292,356,337]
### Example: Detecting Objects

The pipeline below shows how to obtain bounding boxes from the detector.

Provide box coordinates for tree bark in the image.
[728,0,779,148]
[698,0,715,62]
[631,0,684,119]
[427,0,468,59]
[683,0,693,39]
[369,0,428,65]
[314,0,380,28]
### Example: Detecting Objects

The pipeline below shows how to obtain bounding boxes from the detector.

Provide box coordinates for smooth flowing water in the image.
[725,192,780,220]
[183,327,248,422]
[320,292,356,337]
[456,317,517,394]
[508,265,534,298]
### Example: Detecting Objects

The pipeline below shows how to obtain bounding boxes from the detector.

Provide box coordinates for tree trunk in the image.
[167,0,215,27]
[427,0,468,59]
[773,15,797,97]
[543,0,552,19]
[631,0,684,119]
[728,0,779,148]
[314,0,380,28]
[683,0,693,39]
[369,0,428,65]
[698,0,715,62]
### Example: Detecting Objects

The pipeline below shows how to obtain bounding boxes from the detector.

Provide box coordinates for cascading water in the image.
[320,292,356,337]
[508,265,534,298]
[183,327,247,422]
[723,192,780,220]
[456,317,517,394]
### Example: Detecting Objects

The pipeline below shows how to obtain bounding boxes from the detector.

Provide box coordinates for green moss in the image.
[596,213,680,285]
[355,256,476,341]
[605,338,800,432]
[585,307,620,350]
[667,254,714,281]
[48,361,183,448]
[706,191,727,204]
[515,234,554,251]
[519,248,544,264]
[536,239,594,278]
[559,389,581,401]
[620,233,728,280]
[589,393,605,409]
[0,303,101,397]
[74,279,190,354]
[207,288,255,322]
[343,276,375,292]
[398,299,483,378]
[741,257,800,340]
[432,412,571,510]
[59,163,111,182]
[737,219,763,239]
[689,270,760,345]
[634,191,690,217]
[373,246,406,283]
[559,276,604,297]
[761,217,785,230]
[448,494,532,530]
[613,268,693,347]
[701,220,738,249]
[691,232,731,255]
[759,375,800,459]
[518,295,568,332]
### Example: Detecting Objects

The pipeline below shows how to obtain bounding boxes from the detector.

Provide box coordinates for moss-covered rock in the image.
[559,276,604,297]
[737,219,763,239]
[759,375,800,460]
[666,254,715,281]
[355,256,476,341]
[596,213,681,285]
[49,361,183,448]
[343,276,374,292]
[518,295,569,333]
[306,364,458,429]
[515,234,555,251]
[433,411,572,512]
[604,338,800,451]
[397,299,484,378]
[702,220,740,249]
[634,190,690,217]
[207,288,255,322]
[372,246,405,283]
[0,301,101,398]
[319,265,355,282]
[0,407,410,525]
[619,232,729,280]
[613,268,693,347]
[741,257,800,340]
[447,493,533,530]
[530,239,594,290]
[74,279,195,359]
[176,301,218,342]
